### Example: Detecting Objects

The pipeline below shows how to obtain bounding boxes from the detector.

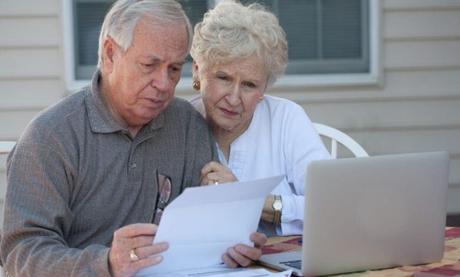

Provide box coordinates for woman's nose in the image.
[225,85,241,106]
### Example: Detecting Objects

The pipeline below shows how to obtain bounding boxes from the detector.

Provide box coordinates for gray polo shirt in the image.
[0,72,217,276]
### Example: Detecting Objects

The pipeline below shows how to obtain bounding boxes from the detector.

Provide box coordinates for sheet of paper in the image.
[147,265,292,277]
[136,175,284,276]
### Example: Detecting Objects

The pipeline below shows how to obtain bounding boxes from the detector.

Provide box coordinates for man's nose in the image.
[150,67,172,92]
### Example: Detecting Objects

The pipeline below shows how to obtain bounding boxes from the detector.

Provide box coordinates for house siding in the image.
[1,0,460,224]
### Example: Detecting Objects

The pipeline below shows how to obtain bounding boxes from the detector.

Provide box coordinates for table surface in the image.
[261,227,460,276]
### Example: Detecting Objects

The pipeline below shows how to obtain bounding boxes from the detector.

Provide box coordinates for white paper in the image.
[147,264,292,277]
[136,175,283,276]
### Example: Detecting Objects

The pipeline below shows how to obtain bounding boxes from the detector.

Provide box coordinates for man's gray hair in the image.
[97,0,192,68]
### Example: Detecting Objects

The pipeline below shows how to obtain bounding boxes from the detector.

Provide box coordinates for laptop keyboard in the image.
[281,260,302,269]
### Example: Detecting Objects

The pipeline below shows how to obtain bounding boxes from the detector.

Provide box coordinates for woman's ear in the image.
[191,61,201,91]
[192,60,199,76]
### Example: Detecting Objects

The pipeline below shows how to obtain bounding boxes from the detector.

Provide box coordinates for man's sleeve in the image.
[183,110,218,189]
[0,135,111,276]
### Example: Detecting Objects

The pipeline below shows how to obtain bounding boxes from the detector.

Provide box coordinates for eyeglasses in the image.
[152,172,172,225]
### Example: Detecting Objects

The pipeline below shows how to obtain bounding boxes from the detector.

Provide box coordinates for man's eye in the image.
[243,82,256,88]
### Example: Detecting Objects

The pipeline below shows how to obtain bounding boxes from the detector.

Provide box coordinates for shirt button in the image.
[131,163,137,169]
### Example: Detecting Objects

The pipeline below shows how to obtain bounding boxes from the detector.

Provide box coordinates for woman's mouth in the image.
[219,107,239,116]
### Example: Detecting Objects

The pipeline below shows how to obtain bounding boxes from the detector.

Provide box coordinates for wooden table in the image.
[261,227,460,276]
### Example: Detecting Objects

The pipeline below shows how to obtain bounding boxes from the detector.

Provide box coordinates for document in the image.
[136,175,284,276]
[148,265,292,277]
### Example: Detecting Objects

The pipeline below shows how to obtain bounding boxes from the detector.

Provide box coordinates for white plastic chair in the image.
[313,123,368,158]
[0,141,16,155]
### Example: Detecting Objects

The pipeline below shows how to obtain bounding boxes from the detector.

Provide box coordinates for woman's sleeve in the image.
[279,103,330,235]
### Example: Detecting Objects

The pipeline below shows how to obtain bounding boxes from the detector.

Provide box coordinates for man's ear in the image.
[102,37,117,73]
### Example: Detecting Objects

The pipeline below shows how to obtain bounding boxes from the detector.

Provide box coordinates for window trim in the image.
[62,0,382,92]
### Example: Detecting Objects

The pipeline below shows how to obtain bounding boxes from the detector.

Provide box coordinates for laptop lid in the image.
[302,151,449,276]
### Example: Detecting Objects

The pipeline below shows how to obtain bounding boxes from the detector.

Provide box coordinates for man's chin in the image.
[140,110,164,123]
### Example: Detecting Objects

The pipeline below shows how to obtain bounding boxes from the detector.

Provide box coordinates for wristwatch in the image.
[272,195,283,225]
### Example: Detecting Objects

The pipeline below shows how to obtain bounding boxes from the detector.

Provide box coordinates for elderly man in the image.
[0,1,266,276]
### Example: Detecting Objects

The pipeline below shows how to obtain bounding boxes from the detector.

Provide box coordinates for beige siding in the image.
[0,0,60,16]
[0,48,62,78]
[384,10,460,39]
[0,0,64,223]
[0,18,61,47]
[0,79,64,109]
[0,0,64,140]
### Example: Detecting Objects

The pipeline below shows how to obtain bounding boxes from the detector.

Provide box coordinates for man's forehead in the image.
[131,18,189,62]
[136,16,189,44]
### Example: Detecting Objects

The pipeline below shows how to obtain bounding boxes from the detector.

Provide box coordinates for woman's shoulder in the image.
[261,95,306,117]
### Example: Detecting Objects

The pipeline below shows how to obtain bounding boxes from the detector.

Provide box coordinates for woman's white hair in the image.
[97,0,192,68]
[190,0,288,86]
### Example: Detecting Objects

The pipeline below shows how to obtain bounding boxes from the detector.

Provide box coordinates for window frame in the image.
[62,0,382,92]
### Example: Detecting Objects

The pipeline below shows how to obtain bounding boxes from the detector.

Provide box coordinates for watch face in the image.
[273,201,282,210]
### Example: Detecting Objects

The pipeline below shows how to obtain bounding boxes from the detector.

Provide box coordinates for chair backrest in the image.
[0,141,16,155]
[313,123,368,159]
[0,141,16,276]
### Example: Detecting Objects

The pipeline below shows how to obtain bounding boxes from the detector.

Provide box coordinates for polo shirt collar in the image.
[85,71,165,135]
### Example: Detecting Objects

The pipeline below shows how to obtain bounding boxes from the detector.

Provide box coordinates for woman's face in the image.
[197,55,268,136]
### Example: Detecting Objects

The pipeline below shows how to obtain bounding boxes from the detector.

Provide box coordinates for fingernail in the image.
[153,255,163,263]
[236,245,245,252]
[159,242,169,250]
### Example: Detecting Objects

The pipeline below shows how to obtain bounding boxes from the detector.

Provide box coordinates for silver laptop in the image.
[259,151,449,276]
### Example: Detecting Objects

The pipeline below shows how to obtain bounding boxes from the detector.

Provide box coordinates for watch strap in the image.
[272,195,282,225]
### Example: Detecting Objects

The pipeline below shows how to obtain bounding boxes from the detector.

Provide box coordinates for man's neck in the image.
[99,77,142,137]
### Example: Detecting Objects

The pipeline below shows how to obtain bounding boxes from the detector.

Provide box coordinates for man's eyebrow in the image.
[141,55,186,66]
[174,60,187,66]
[141,55,161,62]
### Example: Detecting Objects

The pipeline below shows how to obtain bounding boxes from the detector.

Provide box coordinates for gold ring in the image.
[129,249,139,262]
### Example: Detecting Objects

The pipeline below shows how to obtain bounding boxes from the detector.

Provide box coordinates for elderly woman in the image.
[191,0,330,236]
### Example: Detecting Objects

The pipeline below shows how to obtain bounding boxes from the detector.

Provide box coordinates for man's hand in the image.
[200,161,238,185]
[222,232,267,268]
[109,223,169,277]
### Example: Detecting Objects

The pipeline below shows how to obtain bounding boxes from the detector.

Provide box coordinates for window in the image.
[63,0,380,89]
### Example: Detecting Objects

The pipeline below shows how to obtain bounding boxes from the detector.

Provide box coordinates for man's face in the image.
[103,18,188,129]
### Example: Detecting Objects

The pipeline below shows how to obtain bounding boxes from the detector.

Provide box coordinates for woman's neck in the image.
[210,118,252,161]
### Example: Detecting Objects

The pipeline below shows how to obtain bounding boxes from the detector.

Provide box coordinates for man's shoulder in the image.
[166,97,204,120]
[35,89,87,123]
[23,88,89,140]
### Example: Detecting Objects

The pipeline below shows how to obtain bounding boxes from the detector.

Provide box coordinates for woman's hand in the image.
[261,195,275,223]
[222,232,267,268]
[200,161,238,185]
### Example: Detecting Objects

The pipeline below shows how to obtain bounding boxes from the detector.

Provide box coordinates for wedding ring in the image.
[213,180,219,185]
[129,249,139,262]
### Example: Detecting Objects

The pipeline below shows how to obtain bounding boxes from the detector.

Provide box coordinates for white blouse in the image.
[217,95,330,235]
